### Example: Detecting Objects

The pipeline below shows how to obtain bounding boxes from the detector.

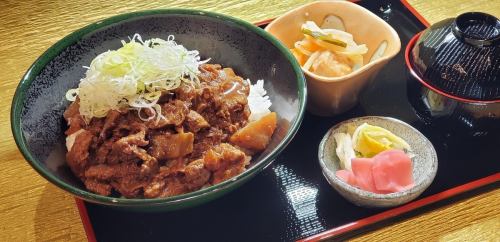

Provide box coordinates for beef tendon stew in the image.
[63,35,277,198]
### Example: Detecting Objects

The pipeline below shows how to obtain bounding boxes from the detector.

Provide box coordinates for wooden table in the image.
[0,0,498,241]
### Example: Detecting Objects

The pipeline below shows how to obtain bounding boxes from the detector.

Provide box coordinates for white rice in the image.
[65,129,84,151]
[247,79,272,122]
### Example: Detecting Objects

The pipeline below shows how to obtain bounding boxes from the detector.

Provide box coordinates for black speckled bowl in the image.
[318,116,438,208]
[11,9,306,211]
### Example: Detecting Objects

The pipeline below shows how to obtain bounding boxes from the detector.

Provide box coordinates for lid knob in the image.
[452,12,500,47]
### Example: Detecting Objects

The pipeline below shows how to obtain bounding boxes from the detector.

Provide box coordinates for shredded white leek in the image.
[333,132,356,171]
[66,34,208,122]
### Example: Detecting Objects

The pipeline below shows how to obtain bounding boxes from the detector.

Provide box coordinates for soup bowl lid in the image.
[409,12,500,102]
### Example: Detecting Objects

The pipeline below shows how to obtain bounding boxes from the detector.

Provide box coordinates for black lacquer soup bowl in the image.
[406,12,500,136]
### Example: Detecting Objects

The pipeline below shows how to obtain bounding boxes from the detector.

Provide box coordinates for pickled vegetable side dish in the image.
[290,20,368,77]
[334,123,415,194]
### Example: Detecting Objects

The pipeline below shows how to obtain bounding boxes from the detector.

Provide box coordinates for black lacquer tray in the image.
[76,1,500,241]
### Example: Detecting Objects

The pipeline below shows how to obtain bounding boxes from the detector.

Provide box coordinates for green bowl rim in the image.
[10,8,306,206]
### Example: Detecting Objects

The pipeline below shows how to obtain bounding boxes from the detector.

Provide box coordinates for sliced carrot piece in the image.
[290,48,306,65]
[290,48,307,66]
[301,38,322,53]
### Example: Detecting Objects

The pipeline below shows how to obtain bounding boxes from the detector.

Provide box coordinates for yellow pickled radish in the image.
[352,123,411,158]
[356,131,391,157]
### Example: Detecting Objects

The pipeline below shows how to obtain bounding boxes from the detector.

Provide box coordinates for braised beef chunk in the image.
[220,68,250,111]
[191,127,225,159]
[143,159,209,198]
[174,84,198,103]
[158,158,187,177]
[146,100,189,129]
[84,164,115,180]
[63,99,80,121]
[193,64,251,136]
[84,179,112,196]
[100,110,121,139]
[184,159,211,190]
[64,100,85,135]
[143,179,165,198]
[105,130,147,163]
[115,130,148,151]
[64,64,277,198]
[66,130,93,178]
[198,64,222,83]
[132,146,158,176]
[185,110,210,132]
[202,143,249,184]
[94,140,113,164]
[149,132,194,160]
[144,176,188,198]
[111,177,146,198]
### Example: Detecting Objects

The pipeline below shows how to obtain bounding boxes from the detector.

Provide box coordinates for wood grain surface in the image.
[0,0,498,241]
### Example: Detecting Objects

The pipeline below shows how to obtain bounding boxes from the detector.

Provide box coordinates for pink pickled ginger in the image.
[372,149,414,193]
[336,149,414,194]
[336,170,357,186]
[351,158,377,192]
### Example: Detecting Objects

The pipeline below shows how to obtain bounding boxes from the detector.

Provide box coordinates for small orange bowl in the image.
[265,0,401,116]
